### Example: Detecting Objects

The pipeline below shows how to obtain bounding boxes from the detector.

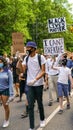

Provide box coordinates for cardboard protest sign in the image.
[12,32,24,54]
[43,38,64,55]
[11,46,13,56]
[48,17,66,33]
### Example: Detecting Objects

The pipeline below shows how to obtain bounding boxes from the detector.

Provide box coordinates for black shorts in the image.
[0,88,9,96]
[19,80,26,93]
[13,75,19,84]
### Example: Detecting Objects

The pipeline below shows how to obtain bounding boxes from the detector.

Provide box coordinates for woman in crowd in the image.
[0,56,13,127]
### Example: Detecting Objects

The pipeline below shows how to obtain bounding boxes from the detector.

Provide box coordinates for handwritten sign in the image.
[12,32,24,54]
[48,17,66,33]
[43,38,64,55]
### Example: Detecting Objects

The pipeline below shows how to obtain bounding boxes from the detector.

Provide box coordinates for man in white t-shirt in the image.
[45,56,59,106]
[22,41,46,130]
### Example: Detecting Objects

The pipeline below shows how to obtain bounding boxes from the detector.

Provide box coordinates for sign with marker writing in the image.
[48,17,66,33]
[12,32,24,54]
[43,38,64,55]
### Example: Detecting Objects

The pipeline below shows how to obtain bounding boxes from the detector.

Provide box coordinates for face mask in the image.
[26,49,32,55]
[0,63,3,68]
[62,62,66,66]
[63,55,67,59]
[61,60,67,66]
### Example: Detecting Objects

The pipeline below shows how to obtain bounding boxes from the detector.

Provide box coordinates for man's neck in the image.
[29,51,36,57]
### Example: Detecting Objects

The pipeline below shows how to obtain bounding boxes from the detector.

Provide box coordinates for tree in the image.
[0,0,73,54]
[29,0,73,50]
[0,0,35,54]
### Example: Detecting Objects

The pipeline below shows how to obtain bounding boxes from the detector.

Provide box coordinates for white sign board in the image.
[48,17,66,33]
[43,38,64,55]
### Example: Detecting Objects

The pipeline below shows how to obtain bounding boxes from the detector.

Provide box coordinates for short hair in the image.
[0,56,7,67]
[61,58,67,66]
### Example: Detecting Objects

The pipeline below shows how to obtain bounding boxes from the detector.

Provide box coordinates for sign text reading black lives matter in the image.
[43,38,64,55]
[48,17,66,33]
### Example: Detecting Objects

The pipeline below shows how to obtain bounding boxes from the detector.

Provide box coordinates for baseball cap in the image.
[26,41,37,49]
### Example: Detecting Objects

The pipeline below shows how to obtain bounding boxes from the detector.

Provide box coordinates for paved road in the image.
[0,88,73,130]
[44,95,73,130]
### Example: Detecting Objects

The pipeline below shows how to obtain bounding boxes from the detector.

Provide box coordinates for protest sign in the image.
[43,38,64,55]
[48,17,66,33]
[12,32,24,54]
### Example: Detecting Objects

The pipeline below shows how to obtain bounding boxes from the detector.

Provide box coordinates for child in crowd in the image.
[52,58,73,114]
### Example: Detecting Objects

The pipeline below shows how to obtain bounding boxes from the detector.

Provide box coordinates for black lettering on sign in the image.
[61,17,65,23]
[48,17,66,33]
[44,47,51,54]
[49,19,53,24]
[44,40,47,46]
[43,38,64,55]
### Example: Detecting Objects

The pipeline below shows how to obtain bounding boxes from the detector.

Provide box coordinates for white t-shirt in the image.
[6,57,10,63]
[22,54,46,86]
[46,58,59,76]
[57,66,71,84]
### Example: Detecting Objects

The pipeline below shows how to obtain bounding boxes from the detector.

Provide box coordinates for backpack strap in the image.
[38,54,41,68]
[26,56,29,67]
[23,56,29,79]
[26,54,41,68]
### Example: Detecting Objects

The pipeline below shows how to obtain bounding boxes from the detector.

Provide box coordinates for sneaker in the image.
[6,96,14,105]
[58,109,63,114]
[21,112,28,118]
[67,104,70,109]
[40,120,45,128]
[2,120,9,128]
[44,88,47,91]
[48,102,52,106]
[15,94,19,97]
[17,99,22,103]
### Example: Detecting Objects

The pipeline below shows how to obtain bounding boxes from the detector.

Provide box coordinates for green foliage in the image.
[0,0,73,54]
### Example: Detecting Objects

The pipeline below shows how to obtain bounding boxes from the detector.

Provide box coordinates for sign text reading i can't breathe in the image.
[48,17,66,33]
[43,38,64,55]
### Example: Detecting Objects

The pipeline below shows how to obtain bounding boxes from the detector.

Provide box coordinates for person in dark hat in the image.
[22,41,46,130]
